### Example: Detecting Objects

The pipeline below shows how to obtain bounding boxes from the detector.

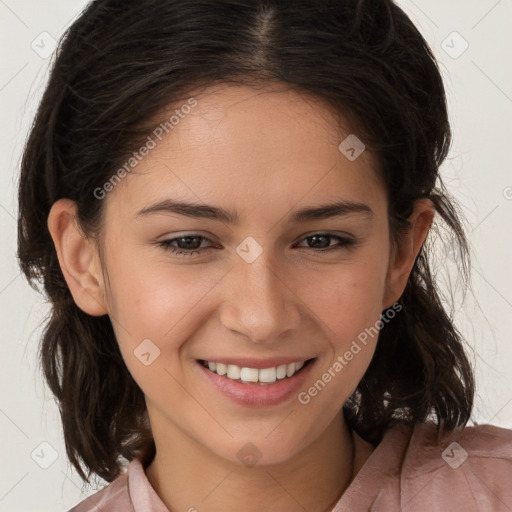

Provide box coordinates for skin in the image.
[47,83,434,512]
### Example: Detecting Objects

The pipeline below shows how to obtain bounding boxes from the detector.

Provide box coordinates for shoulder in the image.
[66,443,165,512]
[399,422,512,511]
[411,421,512,450]
[404,422,512,468]
[67,469,133,512]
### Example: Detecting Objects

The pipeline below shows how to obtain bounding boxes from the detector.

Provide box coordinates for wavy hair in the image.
[17,0,474,484]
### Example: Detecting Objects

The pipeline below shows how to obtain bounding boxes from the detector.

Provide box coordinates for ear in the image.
[47,198,108,316]
[382,198,435,310]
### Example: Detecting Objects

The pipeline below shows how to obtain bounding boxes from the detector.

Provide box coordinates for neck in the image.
[145,411,370,512]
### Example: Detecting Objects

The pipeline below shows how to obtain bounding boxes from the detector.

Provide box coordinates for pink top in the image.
[68,422,512,511]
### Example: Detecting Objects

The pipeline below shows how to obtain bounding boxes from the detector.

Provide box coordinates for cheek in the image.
[105,268,201,399]
[104,255,224,370]
[295,264,388,417]
[301,260,388,341]
[298,260,388,410]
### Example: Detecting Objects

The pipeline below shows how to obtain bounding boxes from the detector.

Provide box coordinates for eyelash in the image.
[157,233,356,257]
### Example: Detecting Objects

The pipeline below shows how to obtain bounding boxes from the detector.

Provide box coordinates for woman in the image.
[17,0,512,510]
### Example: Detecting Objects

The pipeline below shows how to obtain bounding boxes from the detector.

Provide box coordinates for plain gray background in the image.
[1,0,511,510]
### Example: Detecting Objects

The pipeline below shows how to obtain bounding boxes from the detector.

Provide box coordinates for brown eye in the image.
[158,235,213,256]
[295,233,356,252]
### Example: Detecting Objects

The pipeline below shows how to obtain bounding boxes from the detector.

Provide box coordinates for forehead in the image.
[104,84,385,221]
[156,83,371,167]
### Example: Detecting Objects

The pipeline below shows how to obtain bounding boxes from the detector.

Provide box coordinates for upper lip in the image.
[199,357,315,369]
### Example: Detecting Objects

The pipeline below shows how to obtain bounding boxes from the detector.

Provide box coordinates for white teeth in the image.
[258,367,277,383]
[240,367,259,383]
[203,360,309,383]
[276,364,287,379]
[227,364,241,380]
[216,363,227,375]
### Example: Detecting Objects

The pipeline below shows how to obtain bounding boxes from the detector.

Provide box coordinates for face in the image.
[59,84,414,466]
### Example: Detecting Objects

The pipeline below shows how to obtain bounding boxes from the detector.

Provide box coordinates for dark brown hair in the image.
[17,0,475,485]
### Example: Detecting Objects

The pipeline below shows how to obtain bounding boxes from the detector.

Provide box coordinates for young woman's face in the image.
[96,84,406,465]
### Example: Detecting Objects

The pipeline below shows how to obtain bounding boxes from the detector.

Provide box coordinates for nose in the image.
[219,248,302,344]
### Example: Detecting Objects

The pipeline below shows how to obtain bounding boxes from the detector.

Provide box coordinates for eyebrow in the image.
[135,198,374,224]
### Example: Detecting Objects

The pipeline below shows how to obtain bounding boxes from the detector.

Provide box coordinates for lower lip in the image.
[197,360,315,406]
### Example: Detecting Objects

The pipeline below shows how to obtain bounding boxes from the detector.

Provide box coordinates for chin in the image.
[212,434,308,469]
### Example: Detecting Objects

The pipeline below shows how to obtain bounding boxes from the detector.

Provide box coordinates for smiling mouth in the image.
[199,358,316,384]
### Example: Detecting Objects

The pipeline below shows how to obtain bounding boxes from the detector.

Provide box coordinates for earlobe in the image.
[382,198,435,310]
[47,198,108,316]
